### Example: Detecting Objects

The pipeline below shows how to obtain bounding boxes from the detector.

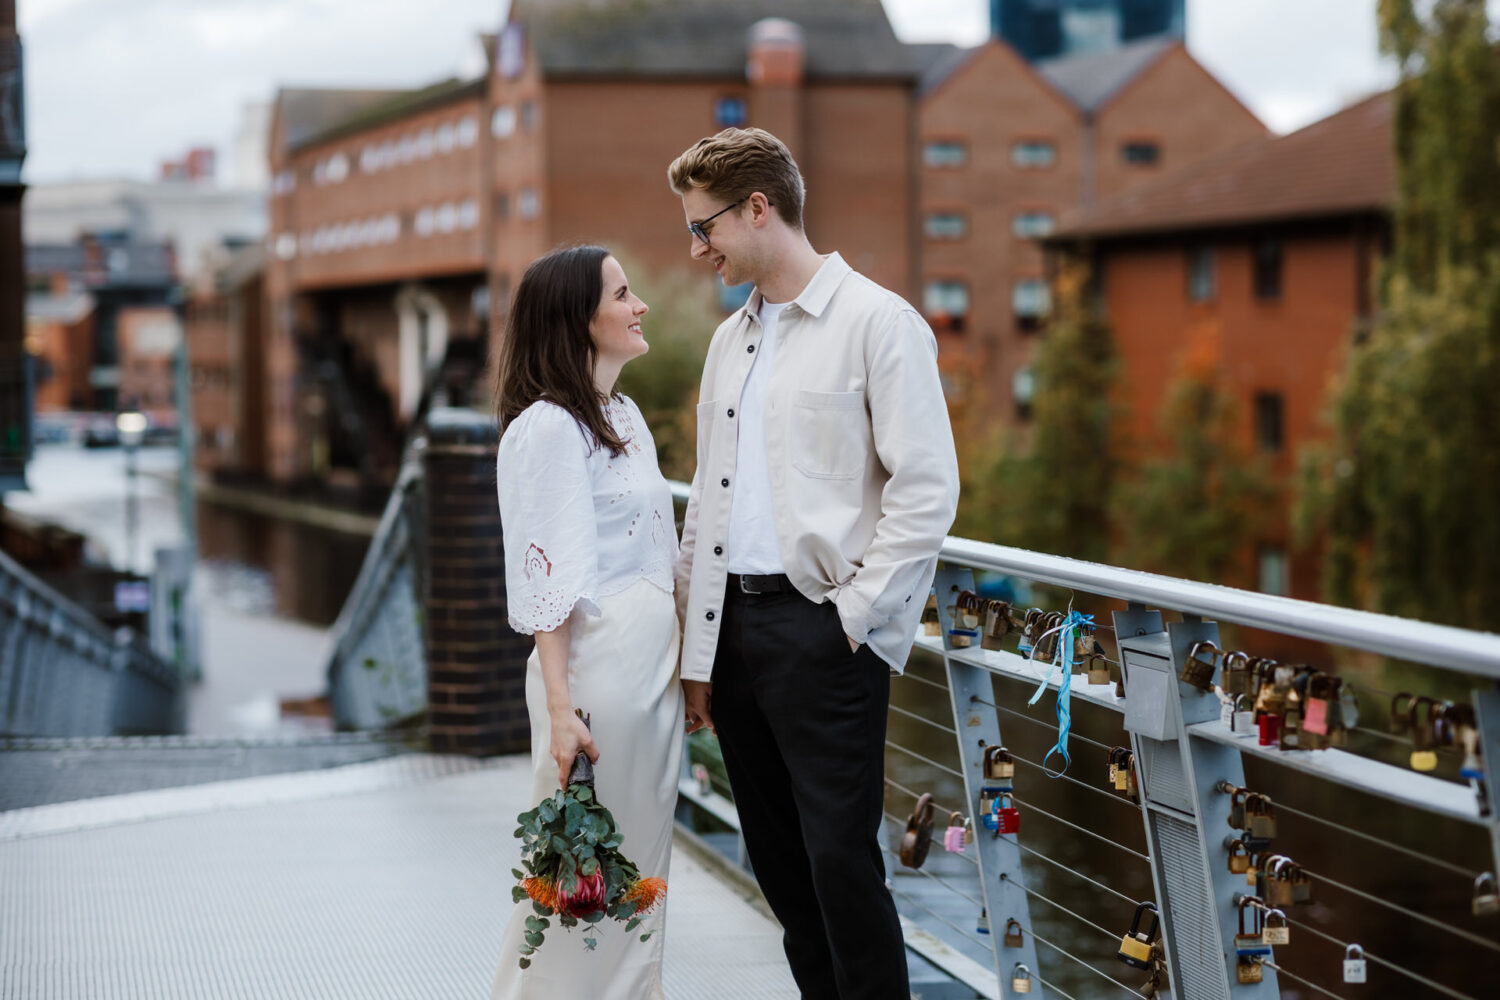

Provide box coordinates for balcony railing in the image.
[669,481,1500,1000]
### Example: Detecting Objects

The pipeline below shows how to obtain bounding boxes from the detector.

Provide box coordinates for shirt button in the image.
[721,477,729,488]
[727,408,735,418]
[713,545,723,556]
[747,344,755,353]
[706,611,716,621]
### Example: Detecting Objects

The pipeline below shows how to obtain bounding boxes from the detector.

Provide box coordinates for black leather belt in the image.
[726,572,796,595]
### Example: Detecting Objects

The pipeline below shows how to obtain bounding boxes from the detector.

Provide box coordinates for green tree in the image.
[1298,1,1500,629]
[1115,367,1277,585]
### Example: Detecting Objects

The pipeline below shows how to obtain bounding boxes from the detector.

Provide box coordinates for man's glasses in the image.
[687,198,745,245]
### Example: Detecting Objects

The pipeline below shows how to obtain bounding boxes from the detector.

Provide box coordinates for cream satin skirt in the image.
[491,579,685,1000]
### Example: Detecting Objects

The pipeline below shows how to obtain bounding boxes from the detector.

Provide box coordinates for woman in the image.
[490,245,683,1000]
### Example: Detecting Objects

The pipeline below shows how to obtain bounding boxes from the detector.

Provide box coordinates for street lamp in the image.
[116,411,147,572]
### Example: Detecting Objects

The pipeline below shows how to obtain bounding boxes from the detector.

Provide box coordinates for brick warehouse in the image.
[240,0,1271,492]
[1046,92,1395,601]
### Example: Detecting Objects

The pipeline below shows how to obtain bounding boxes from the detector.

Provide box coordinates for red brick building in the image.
[184,245,265,474]
[1048,92,1394,598]
[915,37,1267,418]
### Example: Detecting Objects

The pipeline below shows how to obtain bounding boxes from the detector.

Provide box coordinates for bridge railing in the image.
[325,457,428,731]
[0,545,182,737]
[669,482,1500,1000]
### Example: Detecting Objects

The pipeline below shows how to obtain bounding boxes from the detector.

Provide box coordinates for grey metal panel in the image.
[1139,737,1192,815]
[1152,810,1231,997]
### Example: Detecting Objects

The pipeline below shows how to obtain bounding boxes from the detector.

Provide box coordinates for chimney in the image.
[746,18,805,159]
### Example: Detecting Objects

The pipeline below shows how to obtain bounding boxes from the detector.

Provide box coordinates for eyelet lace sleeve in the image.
[496,404,602,634]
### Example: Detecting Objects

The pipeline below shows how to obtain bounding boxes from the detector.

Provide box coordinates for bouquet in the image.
[510,714,666,968]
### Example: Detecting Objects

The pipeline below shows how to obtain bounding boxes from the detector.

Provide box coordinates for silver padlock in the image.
[1233,694,1256,735]
[1474,872,1500,916]
[1343,943,1367,983]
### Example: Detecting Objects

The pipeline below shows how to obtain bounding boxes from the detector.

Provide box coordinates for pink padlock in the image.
[943,812,968,852]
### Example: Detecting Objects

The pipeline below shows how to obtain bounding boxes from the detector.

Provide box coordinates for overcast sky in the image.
[16,0,1494,184]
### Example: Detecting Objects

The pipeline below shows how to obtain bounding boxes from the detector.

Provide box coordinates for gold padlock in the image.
[981,600,1011,651]
[1116,902,1159,969]
[1003,917,1024,948]
[921,593,941,636]
[1179,639,1219,691]
[984,744,1016,781]
[1237,956,1264,984]
[1088,652,1111,685]
[1011,962,1033,994]
[1246,793,1277,841]
[1262,907,1290,945]
[1409,696,1440,771]
[1220,650,1251,696]
[1226,838,1250,874]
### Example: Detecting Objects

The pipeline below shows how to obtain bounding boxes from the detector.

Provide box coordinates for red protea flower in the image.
[624,876,667,914]
[555,869,607,918]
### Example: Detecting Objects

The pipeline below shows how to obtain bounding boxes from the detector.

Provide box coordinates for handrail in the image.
[667,480,1500,679]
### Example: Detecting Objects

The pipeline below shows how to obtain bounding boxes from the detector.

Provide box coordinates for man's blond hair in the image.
[668,128,805,230]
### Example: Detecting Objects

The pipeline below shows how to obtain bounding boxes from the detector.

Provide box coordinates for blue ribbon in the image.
[1026,610,1094,777]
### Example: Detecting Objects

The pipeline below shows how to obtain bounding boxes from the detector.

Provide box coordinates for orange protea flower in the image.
[624,877,667,914]
[522,875,557,912]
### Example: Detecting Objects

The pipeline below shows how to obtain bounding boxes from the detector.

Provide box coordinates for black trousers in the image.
[711,585,909,1000]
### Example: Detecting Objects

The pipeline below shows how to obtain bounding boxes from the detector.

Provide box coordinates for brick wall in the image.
[422,408,530,755]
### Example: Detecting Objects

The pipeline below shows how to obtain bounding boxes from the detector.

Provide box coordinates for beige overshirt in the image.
[675,252,961,681]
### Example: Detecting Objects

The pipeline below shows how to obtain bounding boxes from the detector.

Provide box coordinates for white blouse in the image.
[496,396,677,635]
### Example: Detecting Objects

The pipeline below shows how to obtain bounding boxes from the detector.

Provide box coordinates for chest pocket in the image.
[791,390,867,480]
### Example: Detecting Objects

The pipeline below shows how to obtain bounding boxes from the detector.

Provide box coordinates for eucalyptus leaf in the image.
[524,931,544,948]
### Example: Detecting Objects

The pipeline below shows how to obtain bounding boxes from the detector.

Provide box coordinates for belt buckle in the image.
[737,575,759,595]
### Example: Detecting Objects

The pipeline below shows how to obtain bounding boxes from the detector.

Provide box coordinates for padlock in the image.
[976,907,990,934]
[1032,612,1061,661]
[1226,838,1250,874]
[1003,917,1024,948]
[1010,963,1033,994]
[956,591,982,629]
[1301,673,1332,749]
[1219,650,1248,696]
[1338,680,1360,729]
[1125,762,1139,803]
[899,793,935,869]
[1267,859,1295,907]
[1237,957,1264,984]
[979,788,1003,831]
[1234,898,1271,957]
[1257,711,1281,747]
[1227,786,1248,829]
[947,623,978,648]
[1108,746,1123,789]
[1473,872,1500,916]
[1074,626,1094,660]
[1116,901,1159,969]
[1017,609,1039,655]
[921,593,941,636]
[1246,852,1263,888]
[1409,696,1440,771]
[995,793,1020,835]
[1290,865,1313,904]
[1246,793,1277,843]
[1088,652,1111,685]
[1179,639,1219,691]
[1232,694,1256,734]
[1262,907,1290,945]
[984,744,1017,782]
[1278,706,1301,750]
[981,600,1011,651]
[1390,691,1413,734]
[942,812,968,853]
[1343,943,1367,983]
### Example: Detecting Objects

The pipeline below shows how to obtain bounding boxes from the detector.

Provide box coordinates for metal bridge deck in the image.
[0,753,800,999]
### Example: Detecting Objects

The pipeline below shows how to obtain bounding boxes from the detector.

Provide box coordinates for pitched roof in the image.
[293,78,486,151]
[274,88,410,152]
[1036,36,1174,112]
[510,0,917,80]
[910,41,976,96]
[1052,90,1394,240]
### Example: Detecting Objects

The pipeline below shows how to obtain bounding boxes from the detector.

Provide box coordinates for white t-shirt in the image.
[726,299,788,575]
[496,396,677,634]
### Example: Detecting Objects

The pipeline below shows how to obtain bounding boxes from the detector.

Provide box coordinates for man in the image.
[668,127,960,1000]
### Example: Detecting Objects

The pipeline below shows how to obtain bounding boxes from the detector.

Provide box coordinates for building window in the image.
[1013,279,1051,320]
[1012,211,1056,239]
[272,170,296,195]
[1257,547,1288,596]
[1187,246,1216,302]
[1254,238,1283,300]
[414,207,435,238]
[456,115,478,147]
[923,213,968,240]
[923,140,967,168]
[923,280,970,332]
[436,122,456,154]
[416,129,435,159]
[520,100,538,132]
[1011,140,1057,169]
[1121,141,1160,165]
[715,96,747,128]
[1254,391,1284,452]
[518,188,539,220]
[492,105,516,139]
[1012,366,1036,421]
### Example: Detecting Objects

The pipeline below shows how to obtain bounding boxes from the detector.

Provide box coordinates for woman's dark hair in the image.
[492,244,627,456]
